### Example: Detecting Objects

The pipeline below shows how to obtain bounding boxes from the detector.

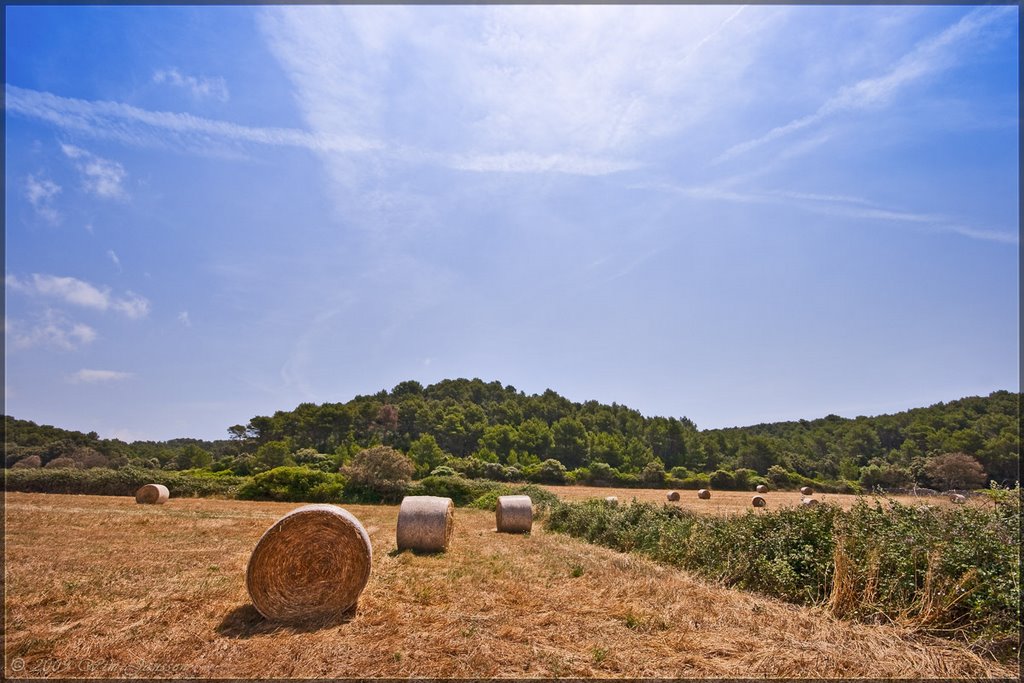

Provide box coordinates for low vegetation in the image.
[546,486,1021,658]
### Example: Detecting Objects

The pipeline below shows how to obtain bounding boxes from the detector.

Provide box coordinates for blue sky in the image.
[4,4,1019,442]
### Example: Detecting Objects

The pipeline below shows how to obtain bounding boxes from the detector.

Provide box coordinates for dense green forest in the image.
[4,379,1019,491]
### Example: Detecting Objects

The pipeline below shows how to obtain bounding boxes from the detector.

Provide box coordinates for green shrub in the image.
[342,446,415,502]
[709,469,736,489]
[236,466,346,503]
[410,475,501,506]
[4,466,245,498]
[467,483,561,514]
[546,495,1020,650]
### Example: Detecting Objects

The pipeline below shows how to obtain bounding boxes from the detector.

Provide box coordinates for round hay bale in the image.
[751,495,767,508]
[800,497,819,507]
[755,484,768,494]
[799,486,814,496]
[396,496,454,553]
[246,504,372,623]
[666,490,680,501]
[135,484,169,505]
[697,489,711,500]
[950,493,966,504]
[496,495,533,533]
[605,496,619,507]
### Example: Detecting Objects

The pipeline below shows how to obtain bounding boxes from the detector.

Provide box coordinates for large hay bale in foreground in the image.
[697,489,711,500]
[950,494,966,504]
[246,504,372,623]
[666,491,680,501]
[800,497,819,507]
[755,484,768,494]
[605,496,619,507]
[496,495,533,533]
[135,484,169,505]
[396,496,454,553]
[751,495,767,508]
[800,486,814,496]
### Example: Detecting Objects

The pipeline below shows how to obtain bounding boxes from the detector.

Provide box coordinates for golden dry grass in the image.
[4,492,1016,679]
[542,484,981,514]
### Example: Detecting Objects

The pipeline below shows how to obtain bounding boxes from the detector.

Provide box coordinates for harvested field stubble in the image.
[3,492,1017,679]
[541,484,979,514]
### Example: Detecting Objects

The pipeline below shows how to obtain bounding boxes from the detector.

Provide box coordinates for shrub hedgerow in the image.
[236,466,347,503]
[467,483,561,514]
[546,495,1019,651]
[409,475,502,506]
[4,466,245,498]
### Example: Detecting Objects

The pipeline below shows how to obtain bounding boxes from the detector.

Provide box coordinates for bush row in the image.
[4,466,245,498]
[4,466,562,513]
[545,492,1020,654]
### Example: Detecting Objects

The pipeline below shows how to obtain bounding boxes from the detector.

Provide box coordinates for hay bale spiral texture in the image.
[800,486,814,496]
[496,495,533,533]
[755,484,768,494]
[396,496,454,553]
[605,496,619,507]
[697,489,711,500]
[950,494,966,504]
[666,491,680,501]
[135,484,169,505]
[800,497,819,507]
[751,495,767,508]
[246,504,372,623]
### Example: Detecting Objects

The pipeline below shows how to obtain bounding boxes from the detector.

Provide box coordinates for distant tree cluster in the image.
[3,381,1019,491]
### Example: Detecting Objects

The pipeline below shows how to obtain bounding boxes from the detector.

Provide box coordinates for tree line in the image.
[4,379,1018,491]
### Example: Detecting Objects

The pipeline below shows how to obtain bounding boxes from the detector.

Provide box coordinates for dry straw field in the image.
[542,484,972,512]
[5,491,1017,679]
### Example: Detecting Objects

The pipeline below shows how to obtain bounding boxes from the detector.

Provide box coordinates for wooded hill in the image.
[4,379,1018,490]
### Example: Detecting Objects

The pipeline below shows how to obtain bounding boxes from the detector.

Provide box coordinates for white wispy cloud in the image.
[716,6,1015,163]
[177,311,191,326]
[257,5,769,178]
[656,182,1018,245]
[5,273,151,318]
[107,249,121,271]
[5,311,98,351]
[25,174,62,223]
[6,84,381,157]
[68,369,134,384]
[60,143,128,199]
[153,67,229,102]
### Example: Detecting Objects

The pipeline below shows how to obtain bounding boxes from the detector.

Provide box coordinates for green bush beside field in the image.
[546,490,1020,654]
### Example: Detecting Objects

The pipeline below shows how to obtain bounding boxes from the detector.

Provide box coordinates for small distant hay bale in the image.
[605,496,619,507]
[800,486,814,496]
[135,484,169,505]
[396,496,454,553]
[800,497,819,507]
[950,494,966,504]
[755,484,768,494]
[496,495,533,533]
[697,489,711,500]
[246,504,372,623]
[751,495,767,508]
[667,491,680,501]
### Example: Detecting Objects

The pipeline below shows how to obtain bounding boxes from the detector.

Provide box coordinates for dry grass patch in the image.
[542,484,981,514]
[3,492,1016,678]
